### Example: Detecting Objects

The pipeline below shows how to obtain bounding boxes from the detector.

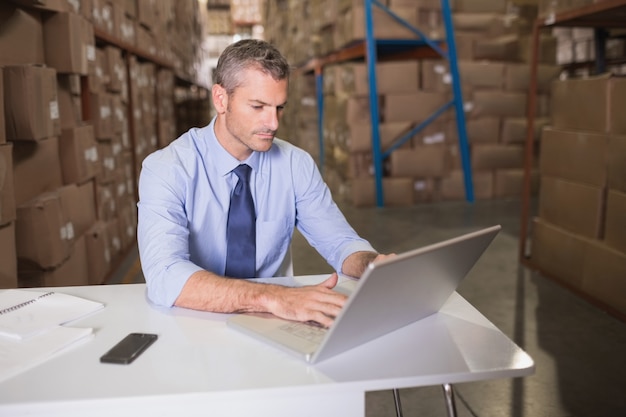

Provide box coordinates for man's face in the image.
[216,67,288,159]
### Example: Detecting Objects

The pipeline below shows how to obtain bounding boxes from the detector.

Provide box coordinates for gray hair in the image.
[214,39,291,95]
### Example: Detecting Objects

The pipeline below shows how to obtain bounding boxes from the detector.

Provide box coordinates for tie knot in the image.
[233,164,251,183]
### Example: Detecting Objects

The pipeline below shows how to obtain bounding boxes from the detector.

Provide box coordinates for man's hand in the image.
[175,271,349,327]
[264,273,347,328]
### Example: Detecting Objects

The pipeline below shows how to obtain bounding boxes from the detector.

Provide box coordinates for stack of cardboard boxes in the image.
[531,74,626,316]
[0,2,101,289]
[0,0,207,289]
[268,0,562,206]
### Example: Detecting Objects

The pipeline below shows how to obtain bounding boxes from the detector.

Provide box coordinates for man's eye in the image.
[251,105,263,110]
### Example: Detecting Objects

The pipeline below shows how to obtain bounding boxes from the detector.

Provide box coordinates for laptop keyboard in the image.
[278,322,327,344]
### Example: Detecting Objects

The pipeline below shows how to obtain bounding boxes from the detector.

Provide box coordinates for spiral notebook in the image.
[0,289,104,382]
[0,289,104,339]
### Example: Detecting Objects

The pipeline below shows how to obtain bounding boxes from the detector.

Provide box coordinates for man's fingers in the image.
[268,276,347,326]
[318,272,339,289]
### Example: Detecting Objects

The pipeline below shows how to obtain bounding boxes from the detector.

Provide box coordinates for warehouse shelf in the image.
[89,28,210,284]
[94,28,173,69]
[519,0,626,321]
[94,28,210,89]
[298,39,443,74]
[298,0,473,207]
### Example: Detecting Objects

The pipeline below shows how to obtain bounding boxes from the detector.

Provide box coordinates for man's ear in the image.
[212,84,228,114]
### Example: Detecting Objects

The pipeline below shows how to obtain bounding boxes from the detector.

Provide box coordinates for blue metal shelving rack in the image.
[312,0,474,207]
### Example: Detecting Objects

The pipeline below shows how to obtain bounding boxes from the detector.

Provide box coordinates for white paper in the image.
[0,326,93,383]
[0,290,104,340]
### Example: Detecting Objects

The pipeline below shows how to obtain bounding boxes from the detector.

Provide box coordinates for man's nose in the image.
[264,108,280,130]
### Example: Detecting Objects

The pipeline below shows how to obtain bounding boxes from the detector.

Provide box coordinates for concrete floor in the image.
[112,198,626,416]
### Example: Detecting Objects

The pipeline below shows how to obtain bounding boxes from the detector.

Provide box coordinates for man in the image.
[137,39,387,328]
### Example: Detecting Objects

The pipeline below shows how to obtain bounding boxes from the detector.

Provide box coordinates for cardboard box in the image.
[89,93,114,139]
[519,34,558,65]
[15,191,74,269]
[59,125,100,184]
[0,222,17,288]
[19,235,89,288]
[3,66,60,141]
[610,76,626,133]
[119,12,136,46]
[117,197,137,250]
[452,0,507,13]
[67,0,93,19]
[455,31,484,61]
[466,117,500,144]
[111,95,127,134]
[474,35,520,62]
[85,221,111,284]
[607,135,626,194]
[121,0,137,17]
[493,168,539,198]
[57,74,84,129]
[458,60,505,89]
[413,121,452,146]
[114,170,132,208]
[421,60,451,93]
[376,61,420,94]
[469,90,526,118]
[351,177,415,207]
[472,144,524,170]
[604,189,626,255]
[389,145,447,177]
[88,47,107,94]
[538,176,605,239]
[384,92,448,123]
[96,140,118,183]
[92,0,115,35]
[582,239,626,316]
[12,137,64,206]
[137,0,157,30]
[43,12,93,75]
[335,61,420,95]
[106,218,122,264]
[551,74,626,134]
[0,2,45,66]
[453,13,520,37]
[539,127,609,187]
[336,5,420,47]
[0,68,4,145]
[440,170,493,200]
[60,181,97,239]
[504,63,561,93]
[412,178,439,203]
[136,24,156,57]
[96,182,116,221]
[348,122,412,152]
[501,117,549,144]
[104,46,124,93]
[0,144,16,226]
[10,0,69,12]
[530,217,588,290]
[344,96,371,124]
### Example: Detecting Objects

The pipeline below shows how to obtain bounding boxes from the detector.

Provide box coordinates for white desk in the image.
[0,276,534,417]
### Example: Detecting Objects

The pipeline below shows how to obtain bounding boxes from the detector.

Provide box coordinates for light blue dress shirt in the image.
[137,118,376,307]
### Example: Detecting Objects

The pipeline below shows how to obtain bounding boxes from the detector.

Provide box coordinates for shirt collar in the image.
[204,117,260,177]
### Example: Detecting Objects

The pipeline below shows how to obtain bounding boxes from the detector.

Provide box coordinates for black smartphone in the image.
[99,333,158,365]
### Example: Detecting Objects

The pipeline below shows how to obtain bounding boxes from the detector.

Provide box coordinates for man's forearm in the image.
[174,270,273,313]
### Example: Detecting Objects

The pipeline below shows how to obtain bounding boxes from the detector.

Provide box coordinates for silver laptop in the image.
[227,225,501,364]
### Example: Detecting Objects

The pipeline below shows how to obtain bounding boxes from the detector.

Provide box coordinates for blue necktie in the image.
[225,164,256,278]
